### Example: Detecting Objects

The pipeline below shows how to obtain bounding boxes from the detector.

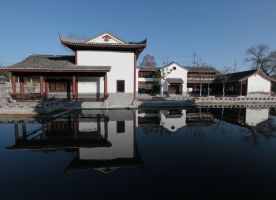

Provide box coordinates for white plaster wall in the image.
[87,34,124,44]
[245,108,269,126]
[77,51,134,93]
[160,110,187,132]
[247,74,271,94]
[79,121,98,132]
[161,80,169,94]
[79,120,134,160]
[161,63,188,94]
[78,77,104,94]
[136,68,139,93]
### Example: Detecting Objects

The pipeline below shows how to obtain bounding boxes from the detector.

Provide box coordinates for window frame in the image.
[116,80,125,93]
[116,121,125,133]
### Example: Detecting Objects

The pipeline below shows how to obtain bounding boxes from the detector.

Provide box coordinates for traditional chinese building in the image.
[160,62,188,95]
[211,69,276,96]
[4,32,146,106]
[136,67,159,94]
[186,66,219,95]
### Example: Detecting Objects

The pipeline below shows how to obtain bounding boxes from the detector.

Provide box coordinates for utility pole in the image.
[192,53,197,65]
[234,57,237,72]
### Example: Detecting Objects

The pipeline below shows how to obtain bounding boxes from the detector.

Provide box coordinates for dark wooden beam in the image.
[40,76,44,97]
[72,75,76,100]
[240,81,243,96]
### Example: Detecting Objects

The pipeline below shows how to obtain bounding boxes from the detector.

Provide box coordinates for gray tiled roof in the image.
[213,69,276,83]
[6,55,111,72]
[60,35,147,47]
[186,66,219,73]
[166,78,184,83]
[137,66,159,71]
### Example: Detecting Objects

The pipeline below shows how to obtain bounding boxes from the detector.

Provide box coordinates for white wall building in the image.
[247,73,271,95]
[66,109,142,173]
[245,108,270,127]
[61,32,147,106]
[212,69,275,96]
[160,62,188,95]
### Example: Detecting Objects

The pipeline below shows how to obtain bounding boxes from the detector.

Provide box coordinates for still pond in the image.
[0,107,276,199]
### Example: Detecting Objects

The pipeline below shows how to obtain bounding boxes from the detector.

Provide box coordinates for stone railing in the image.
[195,96,276,103]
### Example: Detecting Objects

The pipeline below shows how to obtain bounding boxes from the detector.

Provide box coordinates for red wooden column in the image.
[19,77,24,98]
[104,73,108,98]
[22,123,27,139]
[39,76,44,98]
[11,74,17,96]
[45,81,49,99]
[72,75,76,100]
[133,54,137,100]
[14,123,19,140]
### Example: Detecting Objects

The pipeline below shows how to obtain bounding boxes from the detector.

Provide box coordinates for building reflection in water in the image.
[5,107,276,173]
[6,109,143,174]
[137,108,215,134]
[137,107,275,135]
[208,107,272,131]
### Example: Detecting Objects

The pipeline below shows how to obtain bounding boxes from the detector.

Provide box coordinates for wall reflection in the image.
[137,108,215,134]
[5,107,276,173]
[6,109,143,174]
[137,107,275,134]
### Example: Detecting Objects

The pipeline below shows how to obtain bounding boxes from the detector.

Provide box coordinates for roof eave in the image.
[4,68,111,73]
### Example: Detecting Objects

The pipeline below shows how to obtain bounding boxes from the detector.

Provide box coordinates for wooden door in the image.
[169,85,177,94]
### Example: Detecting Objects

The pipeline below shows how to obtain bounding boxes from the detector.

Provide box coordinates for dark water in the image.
[1,107,276,200]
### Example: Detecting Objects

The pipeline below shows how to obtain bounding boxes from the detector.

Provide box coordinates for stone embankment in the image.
[1,94,276,115]
[136,96,276,108]
[0,99,70,115]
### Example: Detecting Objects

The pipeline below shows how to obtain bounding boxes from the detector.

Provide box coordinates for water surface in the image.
[1,107,276,199]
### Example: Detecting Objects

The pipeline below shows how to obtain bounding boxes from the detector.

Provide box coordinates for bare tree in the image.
[140,54,157,68]
[153,68,172,96]
[245,44,276,75]
[268,50,276,74]
[0,65,9,81]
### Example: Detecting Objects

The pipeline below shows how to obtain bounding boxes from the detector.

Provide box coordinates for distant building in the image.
[186,66,219,95]
[136,67,159,94]
[160,62,188,95]
[211,69,276,96]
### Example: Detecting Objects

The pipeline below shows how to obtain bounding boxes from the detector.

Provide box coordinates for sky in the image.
[1,0,276,71]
